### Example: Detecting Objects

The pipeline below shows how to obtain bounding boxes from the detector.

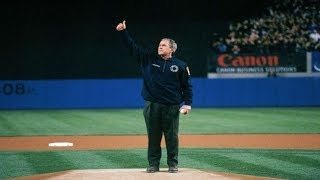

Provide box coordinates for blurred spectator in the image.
[310,30,320,42]
[211,37,227,54]
[249,29,259,42]
[308,19,319,32]
[232,44,241,55]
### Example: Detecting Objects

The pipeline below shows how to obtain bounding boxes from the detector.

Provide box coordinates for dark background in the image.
[0,0,272,79]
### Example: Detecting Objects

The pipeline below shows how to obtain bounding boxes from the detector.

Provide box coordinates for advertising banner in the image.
[208,52,307,75]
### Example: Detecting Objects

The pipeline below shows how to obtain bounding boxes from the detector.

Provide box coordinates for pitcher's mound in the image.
[13,168,280,180]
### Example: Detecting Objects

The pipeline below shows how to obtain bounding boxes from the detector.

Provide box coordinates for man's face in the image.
[158,39,174,57]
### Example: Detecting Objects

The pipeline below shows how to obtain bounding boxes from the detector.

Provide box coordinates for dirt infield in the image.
[12,168,282,180]
[0,134,319,150]
[3,134,319,180]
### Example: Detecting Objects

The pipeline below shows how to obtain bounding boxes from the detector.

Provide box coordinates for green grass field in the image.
[0,107,320,179]
[0,107,319,136]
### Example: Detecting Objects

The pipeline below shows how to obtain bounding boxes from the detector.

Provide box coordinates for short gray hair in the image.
[162,38,177,52]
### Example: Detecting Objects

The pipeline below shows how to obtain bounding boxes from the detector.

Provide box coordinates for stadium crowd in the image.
[211,0,320,55]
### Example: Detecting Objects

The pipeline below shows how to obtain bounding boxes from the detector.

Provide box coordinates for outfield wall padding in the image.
[0,77,319,109]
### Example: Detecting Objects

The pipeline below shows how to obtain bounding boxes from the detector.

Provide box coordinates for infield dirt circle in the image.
[2,134,320,179]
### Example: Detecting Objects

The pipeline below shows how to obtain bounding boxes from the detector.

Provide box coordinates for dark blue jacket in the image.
[121,30,193,105]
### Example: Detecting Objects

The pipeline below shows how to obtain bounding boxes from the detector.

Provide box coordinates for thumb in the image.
[123,20,126,26]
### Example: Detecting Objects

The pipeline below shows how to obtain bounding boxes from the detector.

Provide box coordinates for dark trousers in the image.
[143,101,180,167]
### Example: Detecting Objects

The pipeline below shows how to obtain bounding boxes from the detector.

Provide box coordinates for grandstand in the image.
[211,0,320,54]
[208,0,320,78]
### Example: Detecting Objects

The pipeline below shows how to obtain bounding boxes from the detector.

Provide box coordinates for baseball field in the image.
[0,107,319,179]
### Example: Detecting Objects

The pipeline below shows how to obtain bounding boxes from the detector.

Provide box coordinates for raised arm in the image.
[116,20,126,31]
[115,20,152,63]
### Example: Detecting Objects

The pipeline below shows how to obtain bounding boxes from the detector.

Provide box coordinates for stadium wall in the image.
[0,77,319,109]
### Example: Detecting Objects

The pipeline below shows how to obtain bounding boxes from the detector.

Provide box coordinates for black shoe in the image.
[168,166,178,173]
[146,166,159,173]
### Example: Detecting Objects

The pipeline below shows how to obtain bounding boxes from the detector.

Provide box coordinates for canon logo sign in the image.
[217,54,279,67]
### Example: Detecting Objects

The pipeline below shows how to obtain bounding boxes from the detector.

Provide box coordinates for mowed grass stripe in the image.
[0,111,34,135]
[182,149,303,178]
[188,108,320,121]
[299,154,320,162]
[0,109,147,136]
[260,152,320,168]
[57,151,117,169]
[5,151,117,178]
[184,108,320,134]
[46,111,109,135]
[0,107,320,136]
[272,108,320,116]
[21,151,76,175]
[42,109,146,135]
[180,108,320,134]
[94,150,148,168]
[223,152,319,179]
[0,115,15,135]
[0,111,74,136]
[180,149,299,179]
[64,110,146,135]
[0,153,36,179]
[180,149,230,172]
[1,149,320,179]
[197,108,320,122]
[215,154,302,179]
[28,113,75,135]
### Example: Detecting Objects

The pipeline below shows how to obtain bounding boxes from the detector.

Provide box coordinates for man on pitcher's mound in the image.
[116,20,193,173]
